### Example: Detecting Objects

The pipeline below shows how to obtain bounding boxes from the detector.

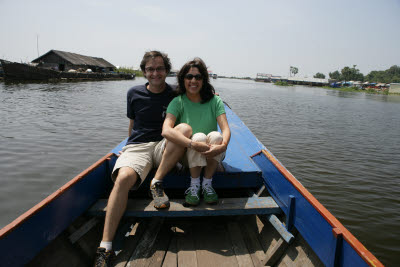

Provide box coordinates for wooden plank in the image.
[254,215,282,255]
[193,220,238,267]
[162,231,177,267]
[89,197,281,217]
[68,217,100,244]
[227,222,254,267]
[112,218,138,253]
[176,224,197,267]
[126,217,164,267]
[241,221,264,267]
[26,232,90,267]
[114,221,147,267]
[276,233,324,267]
[147,224,174,267]
[262,238,289,266]
[266,214,294,244]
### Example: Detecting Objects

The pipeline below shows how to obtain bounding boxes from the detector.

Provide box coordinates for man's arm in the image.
[128,119,134,137]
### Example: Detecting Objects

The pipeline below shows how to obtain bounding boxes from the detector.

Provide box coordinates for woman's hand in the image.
[191,141,210,152]
[201,144,226,158]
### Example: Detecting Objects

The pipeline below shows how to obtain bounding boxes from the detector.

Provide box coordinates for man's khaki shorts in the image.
[112,139,166,189]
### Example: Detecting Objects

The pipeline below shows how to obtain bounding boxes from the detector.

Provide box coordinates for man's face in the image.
[143,56,167,87]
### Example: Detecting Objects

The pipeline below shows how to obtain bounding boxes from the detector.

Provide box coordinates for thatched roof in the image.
[32,50,115,68]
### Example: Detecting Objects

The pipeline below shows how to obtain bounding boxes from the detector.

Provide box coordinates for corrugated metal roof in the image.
[32,50,115,68]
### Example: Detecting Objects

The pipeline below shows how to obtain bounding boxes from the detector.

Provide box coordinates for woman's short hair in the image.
[140,51,171,74]
[177,57,215,103]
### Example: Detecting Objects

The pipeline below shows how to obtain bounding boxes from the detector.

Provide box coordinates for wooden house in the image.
[32,50,116,72]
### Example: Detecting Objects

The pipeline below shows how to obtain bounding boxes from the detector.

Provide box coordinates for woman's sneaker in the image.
[185,184,201,205]
[202,184,218,204]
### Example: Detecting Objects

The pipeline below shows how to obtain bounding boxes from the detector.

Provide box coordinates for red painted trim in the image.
[332,227,343,238]
[260,149,383,267]
[250,150,263,158]
[0,152,116,239]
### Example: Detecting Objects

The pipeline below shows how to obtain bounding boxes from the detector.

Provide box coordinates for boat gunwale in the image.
[0,152,116,239]
[252,149,383,267]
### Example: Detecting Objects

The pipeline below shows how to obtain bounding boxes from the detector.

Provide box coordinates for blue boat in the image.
[0,105,383,267]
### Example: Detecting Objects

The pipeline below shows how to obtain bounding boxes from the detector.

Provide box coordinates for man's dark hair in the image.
[140,51,171,74]
[177,57,215,103]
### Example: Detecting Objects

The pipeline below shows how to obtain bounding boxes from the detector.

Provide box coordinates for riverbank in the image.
[321,86,394,95]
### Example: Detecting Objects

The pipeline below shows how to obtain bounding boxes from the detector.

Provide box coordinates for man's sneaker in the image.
[150,181,170,209]
[185,184,201,205]
[202,183,218,204]
[94,247,115,267]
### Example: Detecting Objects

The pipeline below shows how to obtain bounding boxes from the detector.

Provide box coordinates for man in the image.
[94,51,192,267]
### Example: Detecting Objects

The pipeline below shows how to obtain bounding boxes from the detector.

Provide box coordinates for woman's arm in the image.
[202,113,231,157]
[162,113,210,152]
[161,113,192,148]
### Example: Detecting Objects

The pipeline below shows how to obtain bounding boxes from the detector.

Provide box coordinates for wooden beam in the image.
[261,238,289,266]
[68,217,99,244]
[126,217,164,266]
[89,197,281,217]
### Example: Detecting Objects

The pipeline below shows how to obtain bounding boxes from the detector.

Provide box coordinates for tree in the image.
[329,70,341,80]
[365,65,400,83]
[340,65,364,81]
[290,66,298,77]
[314,72,325,79]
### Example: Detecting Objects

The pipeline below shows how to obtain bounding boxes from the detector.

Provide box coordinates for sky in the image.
[1,0,399,78]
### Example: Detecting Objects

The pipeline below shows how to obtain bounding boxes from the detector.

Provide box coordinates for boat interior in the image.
[26,118,324,267]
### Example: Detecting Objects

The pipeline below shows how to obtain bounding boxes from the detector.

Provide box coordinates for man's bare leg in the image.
[102,167,137,243]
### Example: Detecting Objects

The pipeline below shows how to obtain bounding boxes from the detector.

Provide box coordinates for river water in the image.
[0,78,399,266]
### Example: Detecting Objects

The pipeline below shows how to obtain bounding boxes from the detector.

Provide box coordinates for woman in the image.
[161,58,231,205]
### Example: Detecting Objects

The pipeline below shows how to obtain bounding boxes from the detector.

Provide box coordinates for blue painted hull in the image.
[0,105,382,266]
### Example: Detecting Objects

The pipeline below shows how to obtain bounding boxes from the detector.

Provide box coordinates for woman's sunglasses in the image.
[185,74,203,80]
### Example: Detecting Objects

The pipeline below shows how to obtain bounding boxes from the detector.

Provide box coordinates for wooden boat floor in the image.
[28,214,324,267]
[111,215,324,267]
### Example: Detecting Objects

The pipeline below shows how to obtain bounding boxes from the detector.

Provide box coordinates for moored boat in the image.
[0,104,383,267]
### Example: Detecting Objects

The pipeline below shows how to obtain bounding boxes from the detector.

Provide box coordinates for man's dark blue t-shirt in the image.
[126,83,175,145]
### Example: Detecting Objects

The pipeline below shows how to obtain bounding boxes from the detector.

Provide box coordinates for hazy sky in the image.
[1,0,399,78]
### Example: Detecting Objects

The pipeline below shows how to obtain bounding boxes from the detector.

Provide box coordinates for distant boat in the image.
[0,60,135,82]
[0,104,383,266]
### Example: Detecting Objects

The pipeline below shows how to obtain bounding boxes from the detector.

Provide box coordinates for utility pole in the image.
[36,34,40,57]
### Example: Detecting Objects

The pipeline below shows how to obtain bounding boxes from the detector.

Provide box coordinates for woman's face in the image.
[184,67,203,96]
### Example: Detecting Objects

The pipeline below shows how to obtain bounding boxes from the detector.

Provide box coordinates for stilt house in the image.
[32,50,116,72]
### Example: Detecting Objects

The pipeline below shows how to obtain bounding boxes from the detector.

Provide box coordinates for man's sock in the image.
[99,241,112,251]
[151,179,162,186]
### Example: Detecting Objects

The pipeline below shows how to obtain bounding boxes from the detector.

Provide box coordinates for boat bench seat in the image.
[88,196,281,217]
[110,105,264,189]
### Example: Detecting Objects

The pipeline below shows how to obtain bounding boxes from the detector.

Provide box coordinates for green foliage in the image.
[290,66,298,76]
[341,65,364,82]
[274,81,293,86]
[329,70,341,80]
[116,66,144,77]
[322,86,389,95]
[365,65,400,83]
[328,65,400,83]
[314,72,325,79]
